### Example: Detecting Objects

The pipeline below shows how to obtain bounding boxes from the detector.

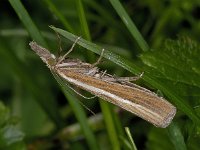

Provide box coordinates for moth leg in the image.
[116,72,144,82]
[91,48,105,67]
[100,70,107,78]
[57,36,81,64]
[101,72,144,82]
[129,72,144,81]
[116,73,143,82]
[86,67,99,76]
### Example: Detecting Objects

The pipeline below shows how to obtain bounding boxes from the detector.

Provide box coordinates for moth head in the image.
[29,41,57,67]
[42,54,57,68]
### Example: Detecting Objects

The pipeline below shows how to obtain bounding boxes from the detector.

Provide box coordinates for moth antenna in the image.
[108,72,144,82]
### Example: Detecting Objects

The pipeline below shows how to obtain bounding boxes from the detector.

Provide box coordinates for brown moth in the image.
[29,40,176,128]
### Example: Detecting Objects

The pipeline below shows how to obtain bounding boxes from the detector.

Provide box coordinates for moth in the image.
[29,39,176,128]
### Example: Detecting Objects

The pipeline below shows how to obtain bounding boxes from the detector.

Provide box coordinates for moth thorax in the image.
[47,58,57,66]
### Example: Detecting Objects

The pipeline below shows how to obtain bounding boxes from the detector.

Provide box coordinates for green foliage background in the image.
[0,0,200,149]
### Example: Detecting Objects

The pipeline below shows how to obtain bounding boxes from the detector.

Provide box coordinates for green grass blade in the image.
[109,0,149,52]
[43,0,74,32]
[125,127,137,150]
[84,0,129,34]
[100,101,121,150]
[75,0,95,61]
[167,123,187,150]
[75,0,91,40]
[8,0,47,47]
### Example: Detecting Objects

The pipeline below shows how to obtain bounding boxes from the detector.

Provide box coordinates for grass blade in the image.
[8,0,47,47]
[125,127,137,150]
[75,0,91,40]
[109,0,149,52]
[43,0,74,32]
[167,123,187,150]
[100,101,121,150]
[75,0,95,61]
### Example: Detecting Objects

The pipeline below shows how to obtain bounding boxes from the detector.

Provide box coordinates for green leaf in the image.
[0,102,10,127]
[146,128,173,150]
[0,125,24,147]
[140,37,200,125]
[147,122,187,150]
[187,123,200,150]
[0,102,25,150]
